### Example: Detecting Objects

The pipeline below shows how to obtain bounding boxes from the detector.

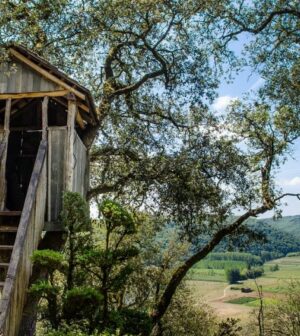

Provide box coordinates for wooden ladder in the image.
[0,212,21,295]
[0,140,47,336]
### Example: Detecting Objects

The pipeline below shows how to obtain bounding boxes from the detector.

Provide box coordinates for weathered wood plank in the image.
[0,100,11,210]
[0,90,69,100]
[9,49,86,101]
[0,140,47,336]
[65,98,76,191]
[42,96,49,140]
[72,132,88,196]
[48,128,67,221]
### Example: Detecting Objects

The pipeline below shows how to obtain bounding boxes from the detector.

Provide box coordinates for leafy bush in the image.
[269,264,279,272]
[244,267,264,279]
[63,287,103,322]
[31,250,66,273]
[226,268,242,284]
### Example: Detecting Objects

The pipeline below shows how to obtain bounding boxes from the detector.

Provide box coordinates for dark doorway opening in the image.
[5,131,41,210]
[5,99,43,211]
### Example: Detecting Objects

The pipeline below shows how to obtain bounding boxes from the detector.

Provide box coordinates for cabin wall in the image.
[48,127,67,222]
[72,132,88,196]
[0,61,60,93]
[48,128,88,223]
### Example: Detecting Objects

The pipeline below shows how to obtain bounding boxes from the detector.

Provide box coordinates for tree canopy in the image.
[1,1,300,334]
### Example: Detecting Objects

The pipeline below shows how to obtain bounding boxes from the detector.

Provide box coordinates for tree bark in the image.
[150,205,270,335]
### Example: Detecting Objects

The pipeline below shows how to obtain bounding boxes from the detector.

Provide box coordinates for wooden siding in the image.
[0,140,47,336]
[0,61,60,94]
[73,132,88,196]
[48,127,67,222]
[47,128,88,222]
[0,130,4,159]
[0,132,6,210]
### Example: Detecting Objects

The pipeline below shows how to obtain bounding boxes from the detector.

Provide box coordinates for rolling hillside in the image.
[257,215,300,239]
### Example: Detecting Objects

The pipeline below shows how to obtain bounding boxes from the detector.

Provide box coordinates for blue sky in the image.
[212,68,300,217]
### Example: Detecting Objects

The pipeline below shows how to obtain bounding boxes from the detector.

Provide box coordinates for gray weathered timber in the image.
[0,61,60,94]
[47,127,67,222]
[0,131,4,159]
[0,100,11,210]
[0,135,6,210]
[65,99,76,191]
[0,140,47,336]
[73,132,88,196]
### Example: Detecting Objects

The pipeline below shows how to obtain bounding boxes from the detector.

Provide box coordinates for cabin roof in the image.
[1,44,99,127]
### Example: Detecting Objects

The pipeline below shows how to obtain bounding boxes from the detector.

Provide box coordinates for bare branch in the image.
[224,9,300,39]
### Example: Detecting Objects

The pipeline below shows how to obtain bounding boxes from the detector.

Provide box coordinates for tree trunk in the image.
[150,206,269,335]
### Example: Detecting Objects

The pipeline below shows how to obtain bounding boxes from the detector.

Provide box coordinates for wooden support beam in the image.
[65,98,77,191]
[0,90,69,100]
[4,99,11,137]
[0,99,21,114]
[0,99,11,210]
[9,48,86,101]
[52,96,86,129]
[42,96,49,140]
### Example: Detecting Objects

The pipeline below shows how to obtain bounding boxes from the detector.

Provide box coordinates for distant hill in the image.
[212,215,300,261]
[256,215,300,239]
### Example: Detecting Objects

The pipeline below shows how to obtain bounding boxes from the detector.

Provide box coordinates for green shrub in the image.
[226,268,242,284]
[31,250,66,273]
[244,266,264,279]
[63,286,103,321]
[270,264,279,272]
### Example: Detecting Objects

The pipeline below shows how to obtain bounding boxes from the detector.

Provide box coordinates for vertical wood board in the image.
[72,132,87,196]
[0,61,60,94]
[48,128,67,221]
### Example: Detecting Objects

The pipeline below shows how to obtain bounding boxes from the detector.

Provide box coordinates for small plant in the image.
[269,264,279,272]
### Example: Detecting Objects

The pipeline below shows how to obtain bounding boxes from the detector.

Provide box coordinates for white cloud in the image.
[212,96,237,113]
[280,177,300,187]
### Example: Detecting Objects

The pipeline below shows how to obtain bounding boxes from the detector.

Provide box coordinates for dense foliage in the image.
[218,218,300,261]
[0,0,299,334]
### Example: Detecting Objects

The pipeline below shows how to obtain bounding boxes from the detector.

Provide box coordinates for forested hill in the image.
[256,215,300,239]
[213,215,300,261]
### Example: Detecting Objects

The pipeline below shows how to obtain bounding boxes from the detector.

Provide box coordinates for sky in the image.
[212,69,300,218]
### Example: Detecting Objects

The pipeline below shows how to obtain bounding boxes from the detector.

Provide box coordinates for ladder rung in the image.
[0,263,9,268]
[0,245,14,250]
[0,211,21,217]
[0,226,18,232]
[0,281,5,287]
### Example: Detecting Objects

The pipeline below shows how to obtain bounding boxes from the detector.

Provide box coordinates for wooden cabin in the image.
[0,45,98,336]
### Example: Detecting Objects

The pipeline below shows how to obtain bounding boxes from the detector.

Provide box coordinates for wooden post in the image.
[42,96,49,140]
[0,99,11,210]
[65,94,76,191]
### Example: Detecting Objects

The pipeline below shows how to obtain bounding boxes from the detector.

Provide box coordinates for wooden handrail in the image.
[0,139,48,336]
[0,137,8,210]
[0,130,5,162]
[0,142,5,162]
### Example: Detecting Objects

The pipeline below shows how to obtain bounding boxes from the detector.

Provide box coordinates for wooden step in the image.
[0,263,9,268]
[0,226,18,232]
[0,245,14,250]
[0,211,22,217]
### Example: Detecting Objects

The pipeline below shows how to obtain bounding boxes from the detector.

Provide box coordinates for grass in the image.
[187,255,300,323]
[187,268,226,282]
[225,297,279,307]
[226,297,257,305]
[246,298,279,307]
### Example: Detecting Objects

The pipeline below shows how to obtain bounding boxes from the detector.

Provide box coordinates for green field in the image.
[187,255,300,322]
[188,255,300,284]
